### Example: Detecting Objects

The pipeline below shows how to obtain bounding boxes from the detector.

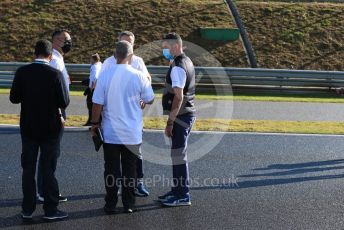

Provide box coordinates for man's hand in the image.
[91,124,100,136]
[165,124,173,137]
[140,99,146,109]
[60,116,65,128]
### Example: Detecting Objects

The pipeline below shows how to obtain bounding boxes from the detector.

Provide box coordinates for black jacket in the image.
[10,62,70,140]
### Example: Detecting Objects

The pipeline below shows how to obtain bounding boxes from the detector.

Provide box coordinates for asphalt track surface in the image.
[1,127,344,229]
[2,94,344,121]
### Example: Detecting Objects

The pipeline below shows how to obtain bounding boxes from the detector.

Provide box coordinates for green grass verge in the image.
[2,114,344,135]
[1,87,344,103]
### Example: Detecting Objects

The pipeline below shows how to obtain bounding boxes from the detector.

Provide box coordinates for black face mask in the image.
[61,40,72,53]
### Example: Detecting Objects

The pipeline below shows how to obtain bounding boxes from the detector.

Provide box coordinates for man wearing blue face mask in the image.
[159,33,196,207]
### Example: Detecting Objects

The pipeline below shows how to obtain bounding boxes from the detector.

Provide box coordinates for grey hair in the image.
[115,40,133,60]
[118,31,135,41]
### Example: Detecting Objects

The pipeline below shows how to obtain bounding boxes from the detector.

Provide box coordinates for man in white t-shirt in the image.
[101,31,151,197]
[91,41,154,214]
[36,29,72,204]
[50,29,72,94]
[101,31,151,83]
[85,53,102,126]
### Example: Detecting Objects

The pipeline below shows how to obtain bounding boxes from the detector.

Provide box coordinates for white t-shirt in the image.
[50,49,70,91]
[92,64,154,145]
[101,55,149,76]
[89,62,102,88]
[171,66,187,89]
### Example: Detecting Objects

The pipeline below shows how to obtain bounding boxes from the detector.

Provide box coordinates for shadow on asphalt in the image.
[190,173,344,191]
[191,159,344,190]
[253,159,344,170]
[0,193,105,208]
[0,201,165,228]
[238,159,344,177]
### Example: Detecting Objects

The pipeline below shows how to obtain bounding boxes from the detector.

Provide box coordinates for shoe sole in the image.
[38,200,68,203]
[21,215,32,220]
[43,215,68,220]
[38,199,68,203]
[135,192,149,197]
[162,202,191,207]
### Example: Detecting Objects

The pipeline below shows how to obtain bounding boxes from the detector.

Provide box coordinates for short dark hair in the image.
[118,31,135,40]
[52,29,70,40]
[115,41,133,60]
[162,32,182,45]
[34,39,52,57]
[91,53,100,62]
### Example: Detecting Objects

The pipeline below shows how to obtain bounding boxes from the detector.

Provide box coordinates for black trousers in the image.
[37,126,64,197]
[136,157,144,180]
[86,89,93,122]
[103,143,138,209]
[21,131,62,215]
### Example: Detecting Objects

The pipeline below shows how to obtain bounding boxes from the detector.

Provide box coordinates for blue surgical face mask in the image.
[163,49,174,61]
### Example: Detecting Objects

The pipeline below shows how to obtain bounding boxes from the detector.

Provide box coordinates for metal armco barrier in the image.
[1,62,344,93]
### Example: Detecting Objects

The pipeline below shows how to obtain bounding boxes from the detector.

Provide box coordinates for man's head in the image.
[118,31,135,46]
[115,40,133,64]
[34,39,52,60]
[52,29,72,55]
[90,53,100,64]
[162,32,183,60]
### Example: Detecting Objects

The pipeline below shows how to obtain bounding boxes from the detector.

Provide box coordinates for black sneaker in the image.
[43,210,68,220]
[21,211,33,220]
[123,207,136,213]
[104,205,117,214]
[58,195,68,202]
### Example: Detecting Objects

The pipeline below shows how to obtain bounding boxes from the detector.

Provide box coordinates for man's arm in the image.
[90,73,105,135]
[139,72,155,108]
[169,88,183,121]
[138,58,152,83]
[9,69,22,104]
[91,103,103,123]
[89,65,96,89]
[56,71,70,109]
[90,103,103,136]
[165,88,183,137]
[146,73,152,84]
[165,66,187,137]
[51,58,70,85]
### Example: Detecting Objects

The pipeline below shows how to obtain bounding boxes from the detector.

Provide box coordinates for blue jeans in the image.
[171,115,195,197]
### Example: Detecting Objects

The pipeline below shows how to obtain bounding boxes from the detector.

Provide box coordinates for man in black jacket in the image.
[10,39,70,220]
